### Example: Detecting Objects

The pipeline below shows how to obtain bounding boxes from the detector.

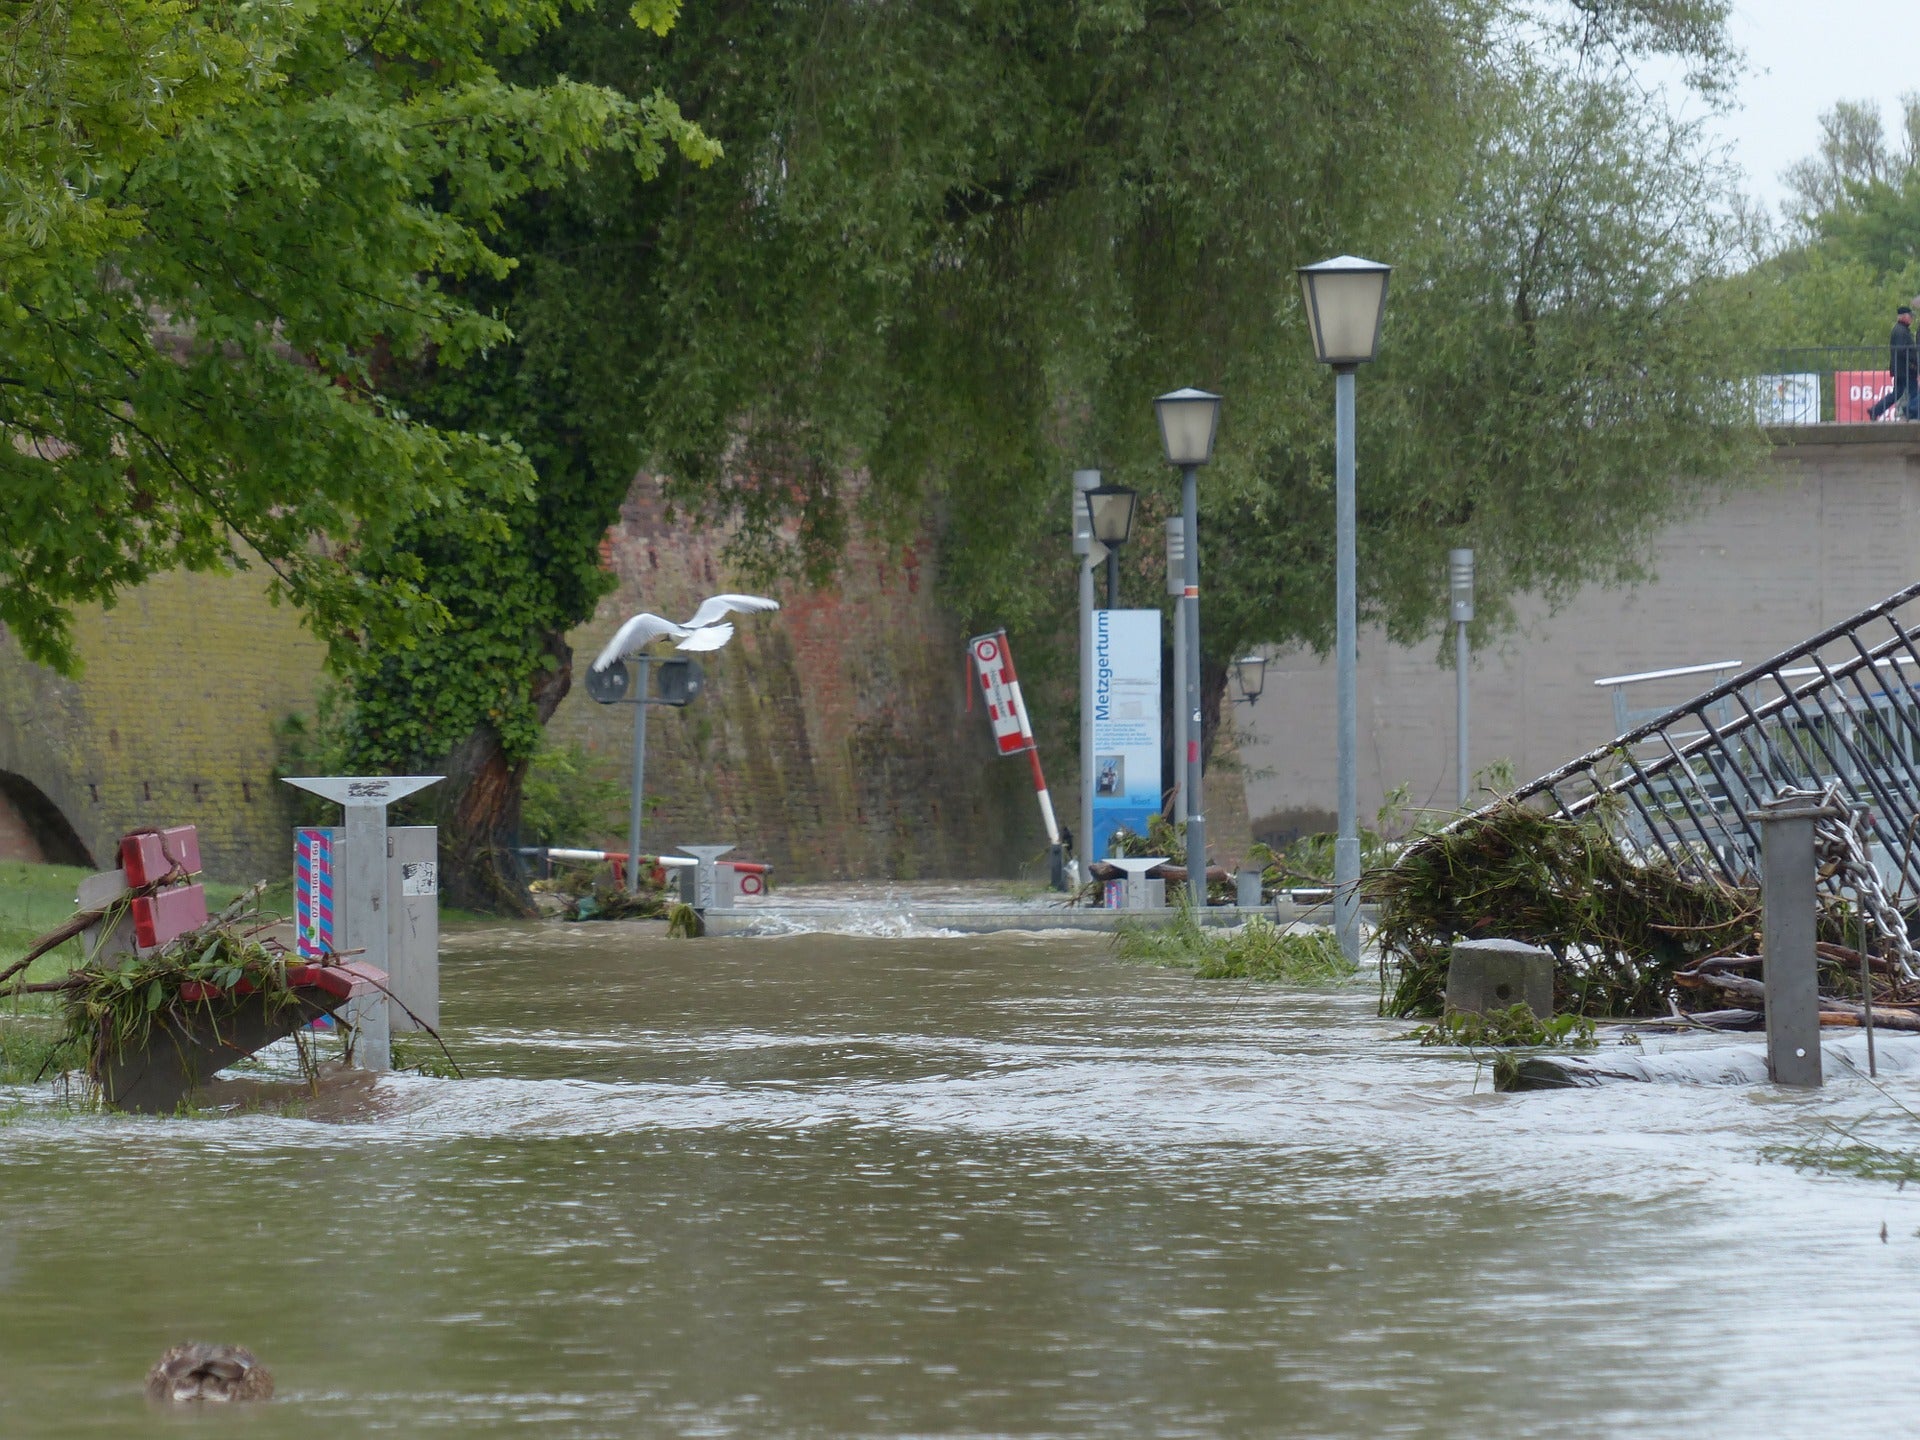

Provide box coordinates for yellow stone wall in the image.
[0,568,326,881]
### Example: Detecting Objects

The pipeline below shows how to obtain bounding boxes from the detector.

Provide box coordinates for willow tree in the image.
[349,0,1756,908]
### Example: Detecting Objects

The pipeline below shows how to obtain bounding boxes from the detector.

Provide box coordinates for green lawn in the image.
[0,861,272,1084]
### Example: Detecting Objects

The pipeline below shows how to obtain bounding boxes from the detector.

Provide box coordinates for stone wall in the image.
[0,568,327,881]
[0,475,1256,886]
[547,476,1044,880]
[1239,426,1920,838]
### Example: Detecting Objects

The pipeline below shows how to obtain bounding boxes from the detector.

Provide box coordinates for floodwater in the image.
[5,924,1920,1437]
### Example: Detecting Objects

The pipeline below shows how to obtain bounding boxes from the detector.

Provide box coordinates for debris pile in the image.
[1374,801,1868,1020]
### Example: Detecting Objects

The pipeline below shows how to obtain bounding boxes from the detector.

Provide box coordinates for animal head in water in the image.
[144,1343,274,1403]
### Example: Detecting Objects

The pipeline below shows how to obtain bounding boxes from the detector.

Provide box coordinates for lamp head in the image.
[1083,484,1139,547]
[1296,255,1392,368]
[1233,654,1267,706]
[1153,387,1222,467]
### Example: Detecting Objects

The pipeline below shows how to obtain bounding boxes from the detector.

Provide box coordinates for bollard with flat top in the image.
[1236,868,1263,909]
[283,775,442,1072]
[677,845,737,912]
[1752,794,1836,1089]
[1445,937,1554,1019]
[1107,857,1168,910]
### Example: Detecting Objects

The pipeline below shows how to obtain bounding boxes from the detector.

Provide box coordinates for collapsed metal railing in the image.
[1505,581,1920,898]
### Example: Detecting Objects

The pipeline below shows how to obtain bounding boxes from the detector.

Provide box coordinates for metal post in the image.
[1075,470,1099,874]
[1106,549,1120,610]
[625,654,652,895]
[1450,548,1474,808]
[1755,796,1826,1088]
[1334,366,1360,963]
[339,799,391,1071]
[1166,518,1187,825]
[1456,622,1470,806]
[1181,462,1206,901]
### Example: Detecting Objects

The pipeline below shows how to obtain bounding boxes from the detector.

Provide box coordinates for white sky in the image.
[1708,0,1905,215]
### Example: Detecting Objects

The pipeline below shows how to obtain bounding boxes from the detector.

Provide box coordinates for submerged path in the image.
[3,924,1920,1435]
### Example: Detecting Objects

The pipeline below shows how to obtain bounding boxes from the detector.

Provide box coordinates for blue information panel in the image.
[1091,608,1162,860]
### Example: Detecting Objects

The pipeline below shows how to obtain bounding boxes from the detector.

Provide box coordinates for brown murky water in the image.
[4,923,1920,1436]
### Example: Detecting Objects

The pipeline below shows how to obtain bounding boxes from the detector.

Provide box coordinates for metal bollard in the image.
[1752,796,1836,1088]
[677,845,737,912]
[1236,868,1263,909]
[1107,857,1168,910]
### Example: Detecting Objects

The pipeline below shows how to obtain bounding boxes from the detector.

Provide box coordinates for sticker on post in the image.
[401,861,438,897]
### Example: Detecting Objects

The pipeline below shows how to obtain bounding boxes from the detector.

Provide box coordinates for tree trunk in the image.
[436,628,574,916]
[1200,657,1229,771]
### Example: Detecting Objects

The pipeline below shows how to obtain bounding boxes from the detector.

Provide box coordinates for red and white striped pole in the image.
[969,630,1061,847]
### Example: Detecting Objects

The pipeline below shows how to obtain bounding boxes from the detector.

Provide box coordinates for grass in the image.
[0,860,261,1086]
[1114,898,1358,985]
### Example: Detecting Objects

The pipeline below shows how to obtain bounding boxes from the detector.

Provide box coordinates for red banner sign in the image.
[1836,371,1895,423]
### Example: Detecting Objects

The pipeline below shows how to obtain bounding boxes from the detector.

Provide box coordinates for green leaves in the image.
[0,0,708,673]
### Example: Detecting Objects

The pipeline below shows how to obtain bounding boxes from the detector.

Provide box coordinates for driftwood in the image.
[1815,998,1920,1033]
[1680,968,1920,1031]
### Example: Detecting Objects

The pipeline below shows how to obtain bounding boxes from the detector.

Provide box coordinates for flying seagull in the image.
[590,593,780,673]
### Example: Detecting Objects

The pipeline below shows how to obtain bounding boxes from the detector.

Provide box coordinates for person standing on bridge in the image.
[1870,303,1920,420]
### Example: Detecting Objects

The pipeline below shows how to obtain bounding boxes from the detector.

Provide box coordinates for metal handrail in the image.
[1479,580,1920,892]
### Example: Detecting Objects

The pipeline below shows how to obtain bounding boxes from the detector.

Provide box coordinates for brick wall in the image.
[0,568,326,881]
[0,475,1243,885]
[548,476,1042,880]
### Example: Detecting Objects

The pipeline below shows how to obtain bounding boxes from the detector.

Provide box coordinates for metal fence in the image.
[1757,347,1916,425]
[1504,581,1920,896]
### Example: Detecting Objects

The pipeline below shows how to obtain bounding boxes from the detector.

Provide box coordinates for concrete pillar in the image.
[679,845,736,912]
[1109,857,1168,910]
[1754,796,1829,1089]
[1444,938,1554,1019]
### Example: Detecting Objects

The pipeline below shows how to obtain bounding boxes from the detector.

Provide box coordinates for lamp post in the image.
[1154,387,1222,903]
[1074,469,1101,885]
[1084,484,1139,608]
[1165,519,1187,824]
[586,654,706,894]
[1297,254,1391,964]
[1231,655,1267,706]
[1449,549,1474,807]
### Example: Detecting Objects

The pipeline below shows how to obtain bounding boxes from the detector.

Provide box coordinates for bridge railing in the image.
[1756,347,1916,425]
[1504,581,1920,895]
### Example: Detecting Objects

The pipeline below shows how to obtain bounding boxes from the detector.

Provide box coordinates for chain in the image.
[1783,783,1919,984]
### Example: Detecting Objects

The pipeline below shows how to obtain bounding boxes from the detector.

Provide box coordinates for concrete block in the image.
[1445,937,1555,1019]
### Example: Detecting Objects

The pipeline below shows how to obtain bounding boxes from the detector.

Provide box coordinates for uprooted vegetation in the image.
[1374,801,1869,1020]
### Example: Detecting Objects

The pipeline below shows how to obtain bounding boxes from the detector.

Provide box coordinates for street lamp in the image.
[1084,483,1138,608]
[1450,549,1475,807]
[1297,254,1391,964]
[1232,655,1267,706]
[1154,386,1222,902]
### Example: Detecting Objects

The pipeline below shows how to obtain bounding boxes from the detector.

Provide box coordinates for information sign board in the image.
[1091,609,1162,859]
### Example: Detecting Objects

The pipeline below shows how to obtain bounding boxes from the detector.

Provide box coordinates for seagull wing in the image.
[683,593,781,629]
[674,621,734,652]
[591,613,689,671]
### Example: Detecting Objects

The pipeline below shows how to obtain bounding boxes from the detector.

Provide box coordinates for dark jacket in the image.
[1892,320,1918,382]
